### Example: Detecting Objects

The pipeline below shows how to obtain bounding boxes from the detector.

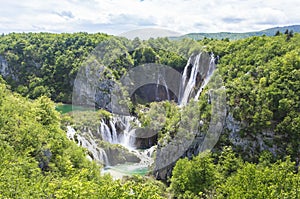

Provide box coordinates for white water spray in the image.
[179,52,216,105]
[67,126,110,165]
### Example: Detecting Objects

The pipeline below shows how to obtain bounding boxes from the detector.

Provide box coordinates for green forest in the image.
[0,31,299,198]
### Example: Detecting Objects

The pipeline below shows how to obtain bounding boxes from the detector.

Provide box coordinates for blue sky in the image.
[1,0,300,35]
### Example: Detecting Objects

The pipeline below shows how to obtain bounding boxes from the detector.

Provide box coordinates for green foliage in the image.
[170,152,217,198]
[216,157,300,199]
[0,82,168,198]
[136,101,181,146]
[0,32,109,102]
[217,146,243,181]
[0,32,202,105]
[170,148,300,199]
[204,33,300,161]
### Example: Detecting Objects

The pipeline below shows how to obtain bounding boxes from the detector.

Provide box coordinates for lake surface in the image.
[55,104,94,114]
[102,163,149,179]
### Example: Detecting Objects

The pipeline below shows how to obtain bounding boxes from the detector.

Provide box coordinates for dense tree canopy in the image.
[0,79,167,198]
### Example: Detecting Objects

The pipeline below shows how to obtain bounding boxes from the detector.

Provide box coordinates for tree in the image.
[274,30,280,36]
[287,30,294,41]
[170,152,216,197]
[217,146,243,181]
[216,157,300,199]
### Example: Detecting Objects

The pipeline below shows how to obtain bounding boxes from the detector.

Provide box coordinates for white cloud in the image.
[0,0,299,34]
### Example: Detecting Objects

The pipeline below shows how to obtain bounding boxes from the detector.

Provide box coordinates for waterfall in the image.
[98,116,138,149]
[128,145,156,167]
[66,126,110,165]
[144,145,156,157]
[99,118,118,144]
[66,126,76,141]
[109,119,119,143]
[179,53,201,105]
[179,55,192,99]
[100,120,114,143]
[179,52,216,106]
[194,53,216,100]
[118,116,139,149]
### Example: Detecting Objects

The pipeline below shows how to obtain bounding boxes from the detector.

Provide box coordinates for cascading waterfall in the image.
[109,119,119,143]
[100,120,114,143]
[144,145,156,158]
[67,126,109,165]
[118,116,137,149]
[67,116,140,166]
[66,125,76,140]
[179,53,202,105]
[179,52,216,105]
[99,116,139,149]
[179,55,192,100]
[99,118,120,144]
[194,53,216,100]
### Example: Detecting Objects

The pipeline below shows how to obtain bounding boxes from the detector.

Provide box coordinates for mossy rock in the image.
[98,141,140,165]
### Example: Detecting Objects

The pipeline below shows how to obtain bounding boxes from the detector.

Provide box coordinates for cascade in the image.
[118,116,137,149]
[144,145,156,158]
[66,126,109,165]
[179,53,202,105]
[179,52,216,105]
[109,119,119,143]
[99,116,139,148]
[194,53,216,100]
[100,120,114,143]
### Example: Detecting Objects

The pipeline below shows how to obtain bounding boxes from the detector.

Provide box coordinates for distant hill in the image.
[170,25,300,40]
[119,28,181,40]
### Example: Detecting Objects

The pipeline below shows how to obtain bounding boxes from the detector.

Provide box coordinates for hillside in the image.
[171,25,300,40]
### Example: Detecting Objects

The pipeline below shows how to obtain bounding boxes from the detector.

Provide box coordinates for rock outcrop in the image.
[0,55,10,77]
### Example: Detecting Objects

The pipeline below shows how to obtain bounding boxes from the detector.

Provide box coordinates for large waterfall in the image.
[99,116,138,149]
[194,54,216,100]
[179,52,216,105]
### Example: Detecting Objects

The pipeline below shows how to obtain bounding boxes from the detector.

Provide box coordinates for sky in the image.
[1,0,300,35]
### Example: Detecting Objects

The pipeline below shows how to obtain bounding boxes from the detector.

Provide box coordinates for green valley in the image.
[0,30,299,198]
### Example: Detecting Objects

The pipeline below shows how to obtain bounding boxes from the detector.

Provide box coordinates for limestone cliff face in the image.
[153,111,288,181]
[0,55,44,85]
[225,113,280,159]
[0,55,10,77]
[154,130,206,181]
